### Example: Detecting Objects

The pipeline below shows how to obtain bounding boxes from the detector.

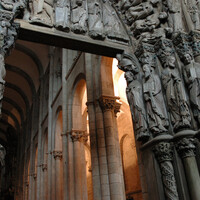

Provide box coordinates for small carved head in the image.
[164,55,176,68]
[124,71,134,83]
[182,53,193,65]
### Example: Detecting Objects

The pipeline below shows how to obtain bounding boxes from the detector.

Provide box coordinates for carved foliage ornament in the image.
[70,130,88,143]
[153,142,173,163]
[175,137,196,158]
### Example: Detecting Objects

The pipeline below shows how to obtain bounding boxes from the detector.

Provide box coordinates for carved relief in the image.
[99,96,117,112]
[117,53,150,142]
[88,0,105,39]
[29,0,54,27]
[71,0,87,34]
[53,150,62,160]
[102,0,129,43]
[55,0,70,31]
[162,0,183,32]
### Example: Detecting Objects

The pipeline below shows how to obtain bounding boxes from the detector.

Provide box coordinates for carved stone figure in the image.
[161,55,191,131]
[102,0,129,43]
[143,64,169,136]
[29,0,54,27]
[125,2,154,25]
[71,0,87,34]
[182,53,200,124]
[125,70,149,141]
[88,0,105,40]
[162,0,183,32]
[185,0,200,30]
[117,0,143,14]
[55,0,70,31]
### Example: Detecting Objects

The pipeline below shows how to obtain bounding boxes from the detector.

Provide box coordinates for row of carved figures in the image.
[117,38,200,142]
[18,0,129,42]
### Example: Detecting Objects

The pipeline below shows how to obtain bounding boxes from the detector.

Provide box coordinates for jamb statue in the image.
[161,55,191,131]
[143,64,169,136]
[124,67,150,142]
[182,53,200,124]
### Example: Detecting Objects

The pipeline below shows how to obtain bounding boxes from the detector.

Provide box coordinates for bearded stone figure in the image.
[71,0,87,34]
[142,64,169,136]
[182,53,200,124]
[161,55,191,131]
[125,69,149,142]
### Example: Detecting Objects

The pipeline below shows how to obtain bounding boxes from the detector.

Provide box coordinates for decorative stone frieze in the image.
[175,137,196,158]
[153,142,179,200]
[52,150,62,160]
[70,130,88,143]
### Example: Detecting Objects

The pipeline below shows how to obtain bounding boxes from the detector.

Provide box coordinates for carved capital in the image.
[175,137,196,158]
[99,96,119,112]
[70,130,88,143]
[153,142,173,163]
[53,150,62,160]
[114,101,122,117]
[42,164,47,171]
[32,173,37,179]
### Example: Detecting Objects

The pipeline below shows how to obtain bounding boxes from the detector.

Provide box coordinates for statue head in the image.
[182,53,193,65]
[118,58,139,73]
[124,71,134,83]
[163,55,176,68]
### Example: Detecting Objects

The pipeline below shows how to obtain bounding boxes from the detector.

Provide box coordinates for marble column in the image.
[176,137,200,200]
[71,130,88,200]
[153,142,179,200]
[53,150,63,200]
[99,96,126,200]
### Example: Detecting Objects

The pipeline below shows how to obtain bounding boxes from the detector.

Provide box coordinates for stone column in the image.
[176,137,200,200]
[71,130,88,200]
[41,164,48,200]
[25,180,29,200]
[153,142,179,200]
[99,96,126,200]
[53,150,63,200]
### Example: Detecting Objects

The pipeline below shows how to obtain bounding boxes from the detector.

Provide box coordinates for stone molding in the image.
[70,130,88,143]
[52,150,62,160]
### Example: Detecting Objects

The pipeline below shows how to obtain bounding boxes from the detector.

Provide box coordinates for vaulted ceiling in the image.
[1,40,50,149]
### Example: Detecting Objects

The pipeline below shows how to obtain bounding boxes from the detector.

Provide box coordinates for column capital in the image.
[70,130,88,143]
[99,95,120,112]
[153,142,173,163]
[53,150,62,160]
[175,137,196,158]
